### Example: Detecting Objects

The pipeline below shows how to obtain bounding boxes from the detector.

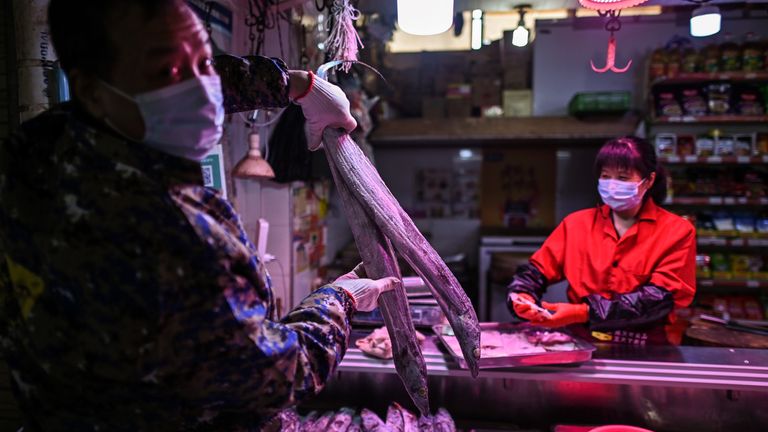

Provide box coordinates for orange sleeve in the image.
[530,220,567,284]
[649,222,697,310]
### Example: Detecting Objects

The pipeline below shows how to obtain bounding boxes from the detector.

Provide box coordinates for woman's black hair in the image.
[594,136,668,205]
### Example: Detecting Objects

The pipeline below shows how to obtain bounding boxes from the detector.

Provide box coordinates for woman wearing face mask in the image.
[507,136,696,345]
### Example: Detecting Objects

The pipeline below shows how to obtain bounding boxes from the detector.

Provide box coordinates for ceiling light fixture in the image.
[512,5,531,47]
[397,0,454,36]
[689,2,721,37]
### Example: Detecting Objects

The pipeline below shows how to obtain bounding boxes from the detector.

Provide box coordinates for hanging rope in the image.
[325,0,363,72]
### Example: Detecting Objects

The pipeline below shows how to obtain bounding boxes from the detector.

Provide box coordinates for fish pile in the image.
[267,404,456,432]
[322,128,480,415]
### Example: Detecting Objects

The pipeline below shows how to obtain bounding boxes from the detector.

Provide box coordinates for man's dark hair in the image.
[48,0,181,77]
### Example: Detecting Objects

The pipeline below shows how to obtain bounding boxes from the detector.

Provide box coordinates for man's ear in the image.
[68,69,106,119]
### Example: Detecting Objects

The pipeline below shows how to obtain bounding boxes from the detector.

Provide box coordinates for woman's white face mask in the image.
[101,75,225,161]
[598,178,646,212]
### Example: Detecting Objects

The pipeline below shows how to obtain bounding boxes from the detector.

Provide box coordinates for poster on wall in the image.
[201,144,228,198]
[480,149,556,229]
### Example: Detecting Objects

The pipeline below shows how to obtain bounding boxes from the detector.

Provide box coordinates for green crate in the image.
[568,91,631,116]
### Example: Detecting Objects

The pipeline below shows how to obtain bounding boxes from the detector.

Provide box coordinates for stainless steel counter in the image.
[339,336,768,392]
[304,333,768,431]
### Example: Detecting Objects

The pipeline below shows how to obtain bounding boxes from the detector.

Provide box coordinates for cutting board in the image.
[685,318,768,349]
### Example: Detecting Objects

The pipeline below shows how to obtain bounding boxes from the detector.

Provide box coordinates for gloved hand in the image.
[333,277,400,312]
[535,302,589,328]
[508,292,546,321]
[294,72,357,151]
[333,262,367,282]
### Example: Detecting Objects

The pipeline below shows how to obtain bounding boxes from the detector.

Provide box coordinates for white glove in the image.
[295,72,357,151]
[333,277,400,312]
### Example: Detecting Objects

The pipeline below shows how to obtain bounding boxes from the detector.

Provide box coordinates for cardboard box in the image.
[422,97,446,119]
[446,98,472,118]
[503,90,532,117]
[472,77,502,107]
[502,66,530,89]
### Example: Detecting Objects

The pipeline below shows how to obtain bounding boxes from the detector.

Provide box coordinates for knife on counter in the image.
[699,314,768,336]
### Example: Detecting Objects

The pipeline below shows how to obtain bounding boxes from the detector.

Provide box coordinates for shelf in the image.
[660,155,768,165]
[369,115,640,147]
[698,236,768,248]
[652,71,768,86]
[698,279,768,289]
[666,196,768,206]
[652,115,768,124]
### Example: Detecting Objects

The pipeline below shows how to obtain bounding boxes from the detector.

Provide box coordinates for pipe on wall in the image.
[13,0,54,122]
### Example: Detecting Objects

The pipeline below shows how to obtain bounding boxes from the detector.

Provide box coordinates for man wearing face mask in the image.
[0,0,396,430]
[506,136,696,345]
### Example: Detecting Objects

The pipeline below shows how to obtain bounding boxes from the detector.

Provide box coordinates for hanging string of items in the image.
[324,0,363,73]
[245,0,290,58]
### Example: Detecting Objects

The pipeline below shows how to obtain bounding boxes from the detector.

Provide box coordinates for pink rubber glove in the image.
[535,302,589,328]
[294,72,357,151]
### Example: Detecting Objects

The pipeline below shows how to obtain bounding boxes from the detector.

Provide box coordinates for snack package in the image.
[656,91,683,117]
[702,44,721,73]
[757,133,768,155]
[757,215,768,233]
[666,48,682,77]
[681,47,701,73]
[655,133,677,156]
[713,212,735,232]
[711,253,732,279]
[707,83,732,114]
[730,254,751,278]
[677,134,696,156]
[742,32,765,72]
[733,134,755,156]
[649,48,668,79]
[696,134,716,156]
[696,254,712,279]
[735,88,765,116]
[681,87,708,116]
[715,135,735,156]
[720,35,742,72]
[734,213,756,233]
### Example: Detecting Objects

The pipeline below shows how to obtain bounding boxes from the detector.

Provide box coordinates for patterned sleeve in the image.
[154,186,355,419]
[214,54,291,114]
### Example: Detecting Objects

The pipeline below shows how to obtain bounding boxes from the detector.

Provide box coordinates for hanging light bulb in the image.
[690,4,721,37]
[512,5,530,47]
[233,132,275,180]
[397,0,453,36]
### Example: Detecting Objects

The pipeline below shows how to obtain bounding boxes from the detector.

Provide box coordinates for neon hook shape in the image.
[591,34,632,74]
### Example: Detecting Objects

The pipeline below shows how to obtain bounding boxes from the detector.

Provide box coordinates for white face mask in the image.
[598,178,646,212]
[101,75,225,161]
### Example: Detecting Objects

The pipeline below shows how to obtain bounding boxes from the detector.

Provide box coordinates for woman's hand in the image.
[508,292,547,321]
[536,302,589,328]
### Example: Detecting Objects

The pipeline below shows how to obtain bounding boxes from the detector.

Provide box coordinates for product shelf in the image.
[659,155,768,165]
[697,279,768,289]
[666,196,768,206]
[651,71,768,86]
[698,236,768,248]
[652,115,768,124]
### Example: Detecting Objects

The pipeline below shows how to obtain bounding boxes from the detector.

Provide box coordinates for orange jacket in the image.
[529,199,696,323]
